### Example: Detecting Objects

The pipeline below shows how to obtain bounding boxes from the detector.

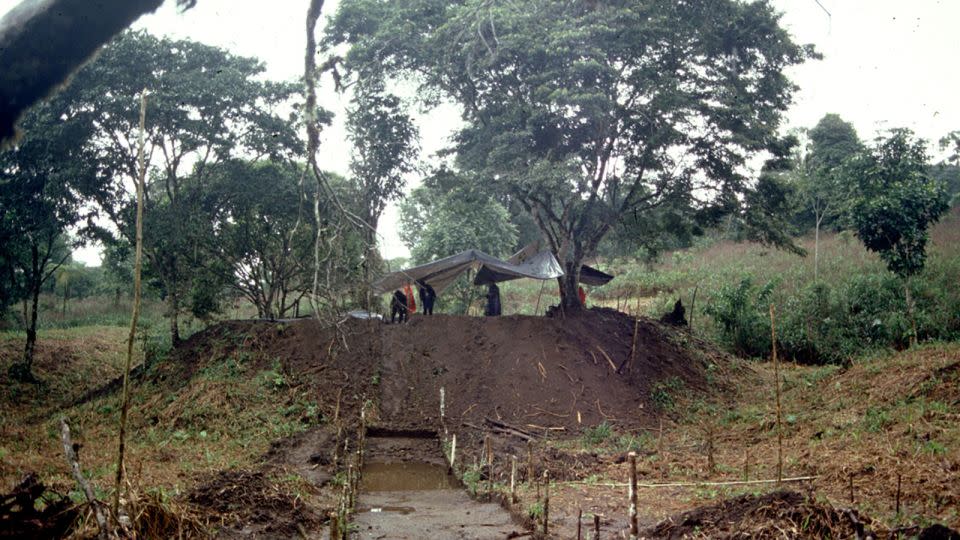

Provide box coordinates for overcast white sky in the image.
[3,0,959,264]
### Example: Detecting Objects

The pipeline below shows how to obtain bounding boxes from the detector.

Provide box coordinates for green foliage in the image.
[581,422,613,446]
[651,377,685,411]
[862,407,892,433]
[703,278,776,358]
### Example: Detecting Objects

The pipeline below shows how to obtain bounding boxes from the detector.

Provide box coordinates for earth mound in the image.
[157,307,736,435]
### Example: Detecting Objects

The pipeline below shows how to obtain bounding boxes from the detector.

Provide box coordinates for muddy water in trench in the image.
[353,436,519,539]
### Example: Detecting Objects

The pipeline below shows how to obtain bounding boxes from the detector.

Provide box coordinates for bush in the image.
[703,277,775,358]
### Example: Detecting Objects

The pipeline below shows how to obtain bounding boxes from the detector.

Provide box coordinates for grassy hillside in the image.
[588,205,960,363]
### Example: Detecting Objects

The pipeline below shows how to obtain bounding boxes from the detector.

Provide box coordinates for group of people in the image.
[389,281,503,322]
[390,281,436,323]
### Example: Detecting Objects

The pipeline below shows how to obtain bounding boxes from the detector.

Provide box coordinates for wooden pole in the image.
[450,434,457,472]
[510,455,517,503]
[628,451,638,540]
[895,474,902,516]
[527,440,534,484]
[542,470,550,536]
[534,280,546,316]
[577,508,582,540]
[114,88,148,518]
[593,514,601,540]
[485,434,493,493]
[770,304,783,484]
[849,473,854,504]
[689,284,699,330]
[626,298,641,374]
[329,511,339,540]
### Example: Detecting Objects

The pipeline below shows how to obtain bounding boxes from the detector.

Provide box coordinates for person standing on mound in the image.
[485,283,501,316]
[390,290,408,323]
[418,281,437,315]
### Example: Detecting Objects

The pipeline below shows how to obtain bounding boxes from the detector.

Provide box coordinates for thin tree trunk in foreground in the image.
[114,90,147,517]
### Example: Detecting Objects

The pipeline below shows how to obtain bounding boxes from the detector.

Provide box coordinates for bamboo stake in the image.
[895,474,902,516]
[534,280,546,316]
[625,298,640,374]
[527,440,534,483]
[689,284,699,330]
[770,304,783,484]
[510,455,517,503]
[328,511,339,540]
[628,451,638,540]
[114,89,148,518]
[485,434,493,493]
[542,470,550,536]
[449,434,457,472]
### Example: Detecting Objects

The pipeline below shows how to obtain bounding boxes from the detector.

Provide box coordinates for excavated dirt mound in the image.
[643,490,866,539]
[161,308,730,436]
[376,308,726,432]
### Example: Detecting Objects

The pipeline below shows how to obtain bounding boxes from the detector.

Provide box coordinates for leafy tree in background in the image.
[848,129,949,345]
[202,160,320,319]
[326,0,815,308]
[67,30,305,344]
[400,168,518,313]
[346,85,419,306]
[0,98,102,381]
[938,131,960,203]
[798,114,862,280]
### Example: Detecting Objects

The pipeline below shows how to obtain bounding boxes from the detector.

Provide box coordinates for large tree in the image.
[67,30,303,344]
[345,85,419,306]
[326,0,815,308]
[201,159,320,319]
[0,97,101,380]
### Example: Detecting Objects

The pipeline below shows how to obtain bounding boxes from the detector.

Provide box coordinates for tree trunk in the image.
[61,283,68,319]
[904,279,917,348]
[814,213,821,282]
[168,289,181,346]
[19,245,41,378]
[557,260,584,311]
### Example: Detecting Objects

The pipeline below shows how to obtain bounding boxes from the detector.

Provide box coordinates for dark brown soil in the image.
[186,469,322,538]
[643,490,866,539]
[376,308,720,432]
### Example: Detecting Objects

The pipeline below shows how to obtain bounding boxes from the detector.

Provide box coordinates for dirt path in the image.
[352,436,520,539]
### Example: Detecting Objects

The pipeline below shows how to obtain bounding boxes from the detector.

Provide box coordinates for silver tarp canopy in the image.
[371,249,564,295]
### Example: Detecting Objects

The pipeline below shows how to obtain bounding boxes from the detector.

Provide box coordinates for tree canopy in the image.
[326,0,816,306]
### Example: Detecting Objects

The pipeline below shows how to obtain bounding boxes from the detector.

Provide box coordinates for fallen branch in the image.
[484,417,539,440]
[60,418,108,539]
[597,346,617,372]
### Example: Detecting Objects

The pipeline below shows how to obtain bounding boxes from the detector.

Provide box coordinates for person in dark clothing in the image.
[418,281,437,315]
[390,290,408,323]
[485,283,501,316]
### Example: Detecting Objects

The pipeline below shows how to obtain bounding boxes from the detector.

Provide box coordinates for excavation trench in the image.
[352,432,520,539]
